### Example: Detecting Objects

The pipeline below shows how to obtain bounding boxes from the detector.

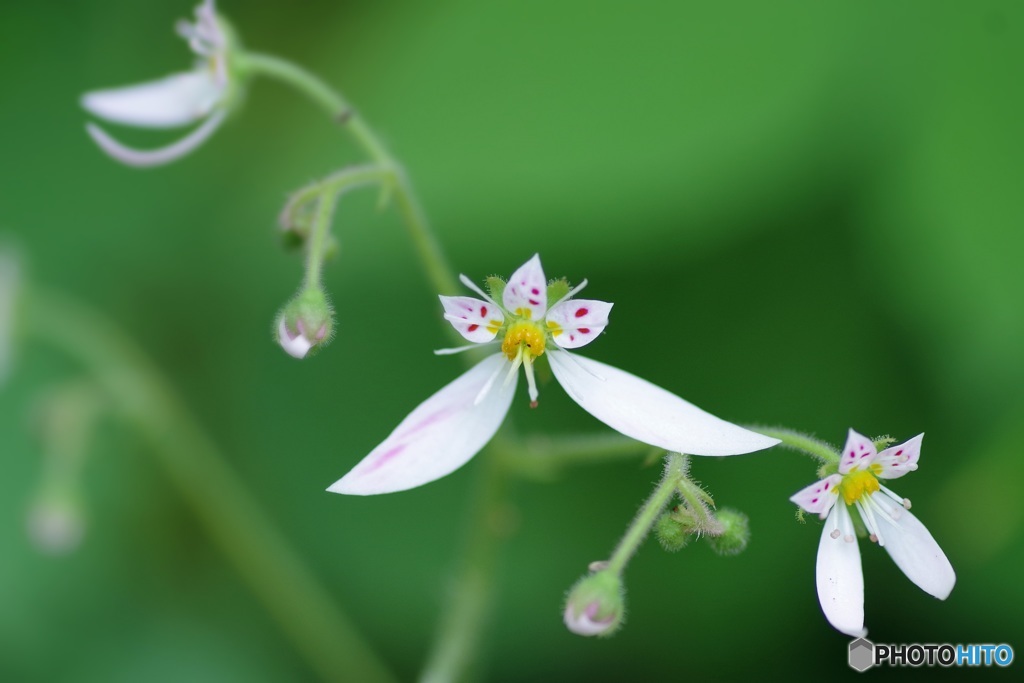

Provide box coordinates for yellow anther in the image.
[839,469,880,505]
[502,321,546,361]
[547,320,563,337]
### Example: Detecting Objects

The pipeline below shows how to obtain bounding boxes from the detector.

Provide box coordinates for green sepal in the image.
[655,510,690,552]
[546,277,570,304]
[486,276,506,302]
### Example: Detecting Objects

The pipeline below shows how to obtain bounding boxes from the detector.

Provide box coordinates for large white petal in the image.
[85,108,226,168]
[547,350,779,455]
[816,505,866,637]
[328,354,515,495]
[81,70,223,128]
[874,495,956,599]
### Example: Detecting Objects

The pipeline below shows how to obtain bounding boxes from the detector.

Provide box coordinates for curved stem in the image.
[240,52,460,297]
[748,425,841,467]
[606,453,682,576]
[26,289,396,683]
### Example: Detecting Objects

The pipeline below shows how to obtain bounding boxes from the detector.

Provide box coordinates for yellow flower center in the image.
[839,469,880,505]
[502,321,547,361]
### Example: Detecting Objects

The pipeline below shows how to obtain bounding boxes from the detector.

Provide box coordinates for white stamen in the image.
[502,346,523,389]
[547,278,589,313]
[558,348,606,381]
[473,360,506,406]
[458,274,501,308]
[434,341,498,356]
[878,483,905,506]
[523,355,539,404]
[903,498,912,510]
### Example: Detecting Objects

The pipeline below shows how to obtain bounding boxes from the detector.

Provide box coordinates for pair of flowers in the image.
[329,255,954,638]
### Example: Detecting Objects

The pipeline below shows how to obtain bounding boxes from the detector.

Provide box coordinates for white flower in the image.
[329,254,778,495]
[0,249,20,386]
[790,429,956,636]
[81,0,231,167]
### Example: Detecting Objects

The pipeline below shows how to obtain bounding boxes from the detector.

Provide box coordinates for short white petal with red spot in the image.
[547,299,612,349]
[439,295,504,343]
[790,474,842,518]
[327,354,516,495]
[547,350,780,456]
[503,253,547,320]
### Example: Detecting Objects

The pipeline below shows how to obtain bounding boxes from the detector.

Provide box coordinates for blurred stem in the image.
[499,433,658,480]
[750,426,840,466]
[26,289,396,683]
[606,453,683,576]
[304,190,336,289]
[240,52,460,297]
[419,439,508,683]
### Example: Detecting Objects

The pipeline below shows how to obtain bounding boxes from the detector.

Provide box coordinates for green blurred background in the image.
[2,0,1022,680]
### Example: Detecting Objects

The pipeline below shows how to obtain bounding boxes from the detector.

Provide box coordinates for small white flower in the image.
[0,249,19,386]
[81,0,231,167]
[329,254,778,495]
[790,429,956,636]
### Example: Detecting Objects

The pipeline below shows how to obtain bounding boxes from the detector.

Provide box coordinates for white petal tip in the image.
[84,108,225,168]
[277,319,313,359]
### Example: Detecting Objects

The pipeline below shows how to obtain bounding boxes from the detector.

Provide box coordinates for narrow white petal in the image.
[547,350,779,455]
[81,70,223,128]
[85,109,226,168]
[328,354,516,495]
[816,505,866,637]
[874,495,956,599]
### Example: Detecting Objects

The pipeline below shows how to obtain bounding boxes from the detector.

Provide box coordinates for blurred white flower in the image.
[0,249,20,386]
[81,0,231,167]
[790,429,956,636]
[330,254,778,495]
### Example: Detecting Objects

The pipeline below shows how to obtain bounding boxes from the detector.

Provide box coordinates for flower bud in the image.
[276,288,334,359]
[563,570,625,637]
[705,508,750,556]
[654,510,690,552]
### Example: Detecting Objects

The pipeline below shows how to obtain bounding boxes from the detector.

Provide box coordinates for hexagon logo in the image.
[849,637,875,672]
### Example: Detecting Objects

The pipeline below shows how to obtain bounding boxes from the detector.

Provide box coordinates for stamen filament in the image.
[459,274,501,308]
[548,278,589,311]
[523,355,539,406]
[434,342,497,356]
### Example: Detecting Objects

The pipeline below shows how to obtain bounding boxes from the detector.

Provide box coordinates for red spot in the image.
[812,498,819,504]
[529,299,540,305]
[579,328,591,334]
[895,450,903,456]
[481,306,488,317]
[824,482,830,489]
[467,324,479,332]
[849,451,855,457]
[575,307,589,318]
[531,287,539,295]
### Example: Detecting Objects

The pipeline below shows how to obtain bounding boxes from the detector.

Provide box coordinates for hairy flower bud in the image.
[275,288,334,359]
[563,570,625,637]
[705,508,750,556]
[655,510,691,552]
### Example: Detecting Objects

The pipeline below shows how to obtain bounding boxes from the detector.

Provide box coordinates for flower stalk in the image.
[26,288,396,683]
